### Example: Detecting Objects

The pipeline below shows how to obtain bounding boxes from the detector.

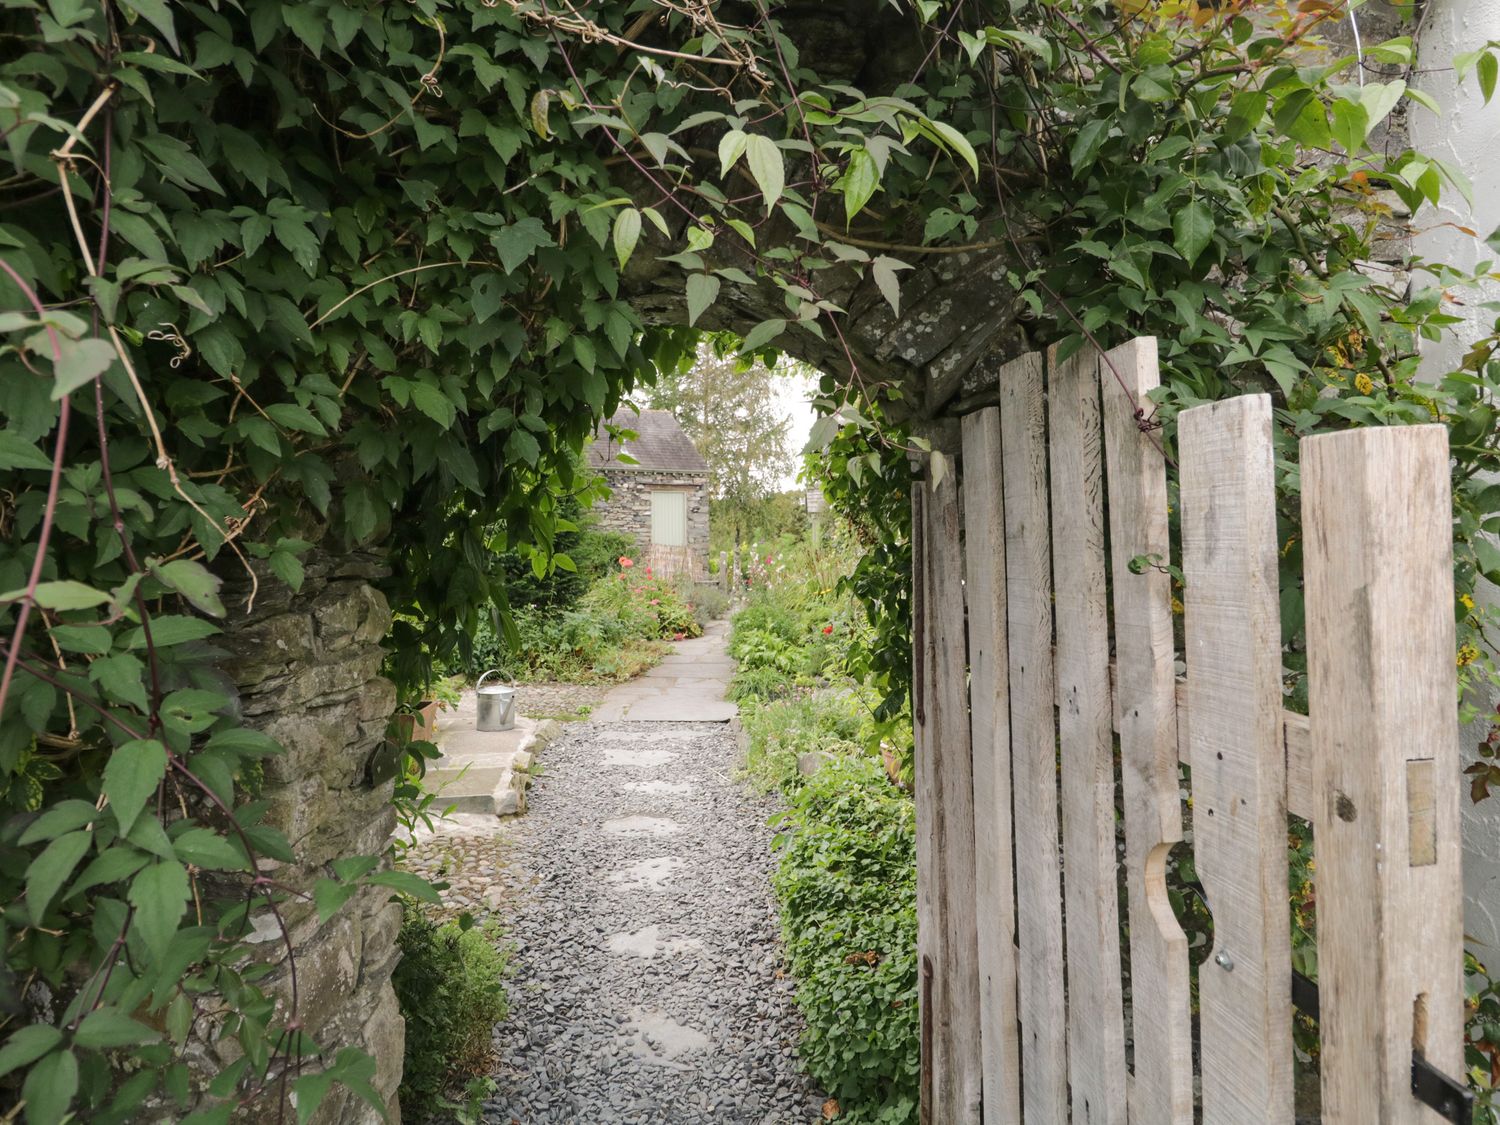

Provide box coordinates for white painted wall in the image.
[1411,0,1500,951]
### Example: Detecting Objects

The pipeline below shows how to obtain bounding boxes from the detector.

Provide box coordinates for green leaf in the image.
[493,217,554,274]
[264,402,328,436]
[119,0,177,52]
[1330,98,1369,153]
[1172,200,1214,267]
[718,129,748,178]
[366,869,440,901]
[409,381,457,428]
[88,652,148,710]
[151,559,226,617]
[613,207,642,270]
[11,581,109,610]
[172,827,248,871]
[48,623,111,654]
[75,1007,161,1049]
[22,1047,76,1125]
[0,1026,63,1080]
[925,118,979,176]
[1069,118,1110,172]
[1480,51,1499,104]
[743,134,784,212]
[314,877,358,923]
[871,255,911,317]
[740,319,786,352]
[52,338,116,399]
[685,274,721,327]
[841,147,879,224]
[128,861,191,958]
[0,431,53,471]
[103,739,168,836]
[27,831,92,922]
[1357,80,1406,132]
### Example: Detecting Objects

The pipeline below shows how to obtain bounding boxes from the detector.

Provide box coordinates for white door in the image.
[650,490,687,546]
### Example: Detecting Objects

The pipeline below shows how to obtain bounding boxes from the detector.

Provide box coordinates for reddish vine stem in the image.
[0,258,72,725]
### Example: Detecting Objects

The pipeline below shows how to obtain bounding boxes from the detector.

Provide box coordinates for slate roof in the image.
[586,409,709,473]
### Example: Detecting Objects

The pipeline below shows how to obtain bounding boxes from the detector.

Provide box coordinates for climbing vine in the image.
[5,0,1500,1120]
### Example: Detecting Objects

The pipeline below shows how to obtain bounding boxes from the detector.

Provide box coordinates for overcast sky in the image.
[772,366,818,492]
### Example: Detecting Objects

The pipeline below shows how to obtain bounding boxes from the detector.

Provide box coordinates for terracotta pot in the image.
[390,700,440,744]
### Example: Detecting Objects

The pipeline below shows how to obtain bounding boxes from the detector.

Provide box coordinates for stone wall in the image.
[210,551,405,1123]
[593,469,711,573]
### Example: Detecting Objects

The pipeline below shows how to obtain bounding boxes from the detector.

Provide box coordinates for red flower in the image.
[646,566,653,577]
[619,556,634,568]
[822,625,834,635]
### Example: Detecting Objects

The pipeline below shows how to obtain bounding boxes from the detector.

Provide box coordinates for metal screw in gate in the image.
[1214,951,1234,972]
[475,670,517,732]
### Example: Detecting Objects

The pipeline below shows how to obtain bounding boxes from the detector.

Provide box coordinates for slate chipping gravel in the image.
[481,719,823,1125]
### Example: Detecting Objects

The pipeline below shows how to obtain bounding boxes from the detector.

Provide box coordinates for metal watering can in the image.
[475,670,517,732]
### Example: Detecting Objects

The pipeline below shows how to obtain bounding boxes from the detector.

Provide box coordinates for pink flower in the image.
[649,598,660,606]
[646,566,653,577]
[619,556,634,568]
[765,554,773,563]
[822,625,834,635]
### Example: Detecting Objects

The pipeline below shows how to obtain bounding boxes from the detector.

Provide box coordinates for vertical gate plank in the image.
[998,352,1068,1124]
[1302,425,1464,1124]
[912,469,984,1124]
[1098,337,1194,1125]
[960,408,1022,1125]
[1047,347,1127,1125]
[1178,395,1292,1122]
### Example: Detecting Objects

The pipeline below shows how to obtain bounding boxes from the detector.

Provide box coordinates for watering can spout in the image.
[475,670,517,731]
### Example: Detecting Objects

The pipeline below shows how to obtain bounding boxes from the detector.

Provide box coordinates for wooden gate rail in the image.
[911,337,1464,1124]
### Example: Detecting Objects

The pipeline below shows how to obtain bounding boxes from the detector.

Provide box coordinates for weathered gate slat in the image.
[912,471,984,1124]
[1179,395,1292,1122]
[998,352,1068,1124]
[1046,347,1127,1125]
[959,408,1022,1125]
[919,335,1466,1124]
[1097,337,1194,1125]
[1302,425,1464,1124]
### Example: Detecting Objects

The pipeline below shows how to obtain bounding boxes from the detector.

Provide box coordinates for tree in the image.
[645,342,806,541]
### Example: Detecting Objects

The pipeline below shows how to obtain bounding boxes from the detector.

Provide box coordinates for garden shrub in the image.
[453,559,703,683]
[771,755,919,1124]
[391,903,510,1108]
[740,689,868,791]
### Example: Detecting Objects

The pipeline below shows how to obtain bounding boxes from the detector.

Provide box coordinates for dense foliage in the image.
[731,530,919,1122]
[463,559,706,685]
[7,0,1500,1118]
[390,904,509,1109]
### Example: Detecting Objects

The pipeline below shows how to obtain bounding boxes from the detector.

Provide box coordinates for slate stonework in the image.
[195,550,406,1123]
[594,468,710,572]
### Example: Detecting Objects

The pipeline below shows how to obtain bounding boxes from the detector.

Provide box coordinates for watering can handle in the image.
[476,669,505,690]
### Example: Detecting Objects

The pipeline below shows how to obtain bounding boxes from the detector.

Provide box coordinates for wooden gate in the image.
[912,337,1465,1124]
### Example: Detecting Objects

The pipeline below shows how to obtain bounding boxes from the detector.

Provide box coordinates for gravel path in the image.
[481,719,822,1124]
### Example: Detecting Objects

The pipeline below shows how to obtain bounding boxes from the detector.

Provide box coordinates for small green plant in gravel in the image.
[392,903,510,1108]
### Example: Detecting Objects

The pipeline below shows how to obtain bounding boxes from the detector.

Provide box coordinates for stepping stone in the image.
[608,856,683,889]
[603,815,681,836]
[625,781,694,795]
[601,746,677,767]
[605,925,703,959]
[623,1007,710,1067]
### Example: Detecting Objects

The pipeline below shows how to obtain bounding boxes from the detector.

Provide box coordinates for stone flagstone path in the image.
[481,623,822,1124]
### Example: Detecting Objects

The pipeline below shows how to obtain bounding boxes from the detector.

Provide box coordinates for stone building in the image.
[587,409,711,577]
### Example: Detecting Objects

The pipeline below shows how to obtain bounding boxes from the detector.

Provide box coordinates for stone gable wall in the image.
[594,469,711,573]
